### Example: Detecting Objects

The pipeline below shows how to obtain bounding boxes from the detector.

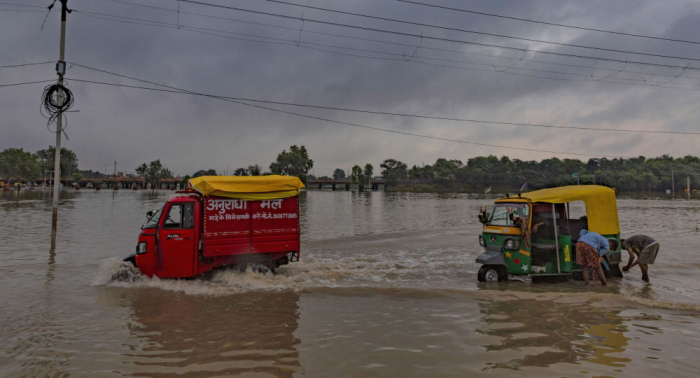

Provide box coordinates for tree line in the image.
[0,147,79,182]
[314,164,375,185]
[142,145,315,189]
[374,155,700,193]
[4,145,698,193]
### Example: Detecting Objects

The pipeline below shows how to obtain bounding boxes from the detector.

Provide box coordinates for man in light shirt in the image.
[577,230,614,286]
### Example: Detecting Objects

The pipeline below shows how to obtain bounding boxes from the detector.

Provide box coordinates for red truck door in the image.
[157,202,196,278]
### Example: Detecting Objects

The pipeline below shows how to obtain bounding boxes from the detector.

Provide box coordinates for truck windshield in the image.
[142,207,163,229]
[488,203,529,227]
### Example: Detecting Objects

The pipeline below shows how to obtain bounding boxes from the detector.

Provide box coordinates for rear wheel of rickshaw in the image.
[238,255,276,274]
[478,265,507,282]
[608,264,623,278]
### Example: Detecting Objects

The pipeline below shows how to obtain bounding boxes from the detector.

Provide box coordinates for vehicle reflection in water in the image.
[477,296,631,372]
[112,289,301,377]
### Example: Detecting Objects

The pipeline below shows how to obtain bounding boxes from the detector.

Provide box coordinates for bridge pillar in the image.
[318,183,322,190]
[345,183,350,191]
[332,183,336,191]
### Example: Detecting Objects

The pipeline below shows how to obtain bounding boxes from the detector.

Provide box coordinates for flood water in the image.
[1,189,699,377]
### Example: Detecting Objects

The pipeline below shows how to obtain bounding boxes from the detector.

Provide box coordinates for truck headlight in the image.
[137,242,147,255]
[504,238,520,250]
[479,235,485,247]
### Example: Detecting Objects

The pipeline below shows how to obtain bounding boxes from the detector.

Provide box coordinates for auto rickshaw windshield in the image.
[488,203,529,227]
[142,207,163,229]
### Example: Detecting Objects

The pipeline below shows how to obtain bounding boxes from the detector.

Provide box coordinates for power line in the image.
[71,9,700,90]
[0,1,45,8]
[396,0,700,46]
[201,0,700,62]
[61,75,625,158]
[0,8,47,13]
[0,61,54,68]
[170,0,700,72]
[0,79,57,88]
[65,63,700,136]
[101,0,700,82]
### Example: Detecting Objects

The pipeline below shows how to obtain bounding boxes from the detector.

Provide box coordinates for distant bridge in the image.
[8,177,185,190]
[307,179,386,191]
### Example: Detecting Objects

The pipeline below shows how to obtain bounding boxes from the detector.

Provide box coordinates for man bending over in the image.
[577,230,614,286]
[622,235,659,283]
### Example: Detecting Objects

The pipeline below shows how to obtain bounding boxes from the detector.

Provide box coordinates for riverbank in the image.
[385,183,699,199]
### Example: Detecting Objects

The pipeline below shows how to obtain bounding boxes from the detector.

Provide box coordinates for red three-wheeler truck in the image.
[124,175,305,278]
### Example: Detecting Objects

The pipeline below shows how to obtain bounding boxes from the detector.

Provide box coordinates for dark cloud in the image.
[1,0,699,176]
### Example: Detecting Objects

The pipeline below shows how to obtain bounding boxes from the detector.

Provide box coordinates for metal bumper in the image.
[476,246,507,267]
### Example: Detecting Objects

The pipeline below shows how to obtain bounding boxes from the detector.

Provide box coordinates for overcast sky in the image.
[1,0,699,177]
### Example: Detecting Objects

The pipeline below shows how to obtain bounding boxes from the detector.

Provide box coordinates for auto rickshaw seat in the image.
[569,218,588,242]
[531,242,557,265]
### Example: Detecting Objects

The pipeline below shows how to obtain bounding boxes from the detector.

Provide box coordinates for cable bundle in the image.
[41,82,74,128]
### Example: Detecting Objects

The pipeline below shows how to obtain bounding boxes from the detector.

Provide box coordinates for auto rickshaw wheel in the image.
[478,265,507,282]
[239,255,276,274]
[608,264,623,278]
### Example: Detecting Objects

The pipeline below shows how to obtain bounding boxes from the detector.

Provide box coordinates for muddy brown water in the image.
[1,189,699,377]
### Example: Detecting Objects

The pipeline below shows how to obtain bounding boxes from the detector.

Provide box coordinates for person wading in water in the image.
[622,235,659,283]
[577,230,614,286]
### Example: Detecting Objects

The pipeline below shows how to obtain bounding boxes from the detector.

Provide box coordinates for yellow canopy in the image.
[499,185,620,235]
[189,175,305,201]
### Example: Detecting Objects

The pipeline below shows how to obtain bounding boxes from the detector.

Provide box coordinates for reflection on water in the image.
[113,289,301,377]
[478,297,630,371]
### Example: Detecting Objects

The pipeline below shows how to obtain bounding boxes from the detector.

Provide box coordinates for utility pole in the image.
[51,0,69,241]
[113,161,117,187]
[688,174,691,200]
[672,169,675,198]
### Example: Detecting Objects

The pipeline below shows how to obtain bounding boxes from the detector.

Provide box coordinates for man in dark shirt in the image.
[621,235,659,282]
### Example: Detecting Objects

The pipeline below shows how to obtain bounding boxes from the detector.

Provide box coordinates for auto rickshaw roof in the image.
[188,175,304,201]
[496,185,620,235]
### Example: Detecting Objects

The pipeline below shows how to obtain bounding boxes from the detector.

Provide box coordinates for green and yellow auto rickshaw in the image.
[476,185,622,282]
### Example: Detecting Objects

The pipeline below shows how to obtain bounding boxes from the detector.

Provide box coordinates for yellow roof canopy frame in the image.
[189,175,305,201]
[497,185,620,235]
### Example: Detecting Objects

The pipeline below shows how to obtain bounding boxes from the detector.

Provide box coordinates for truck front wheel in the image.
[478,265,507,282]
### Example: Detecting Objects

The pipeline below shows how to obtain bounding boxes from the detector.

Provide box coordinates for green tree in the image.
[248,164,262,176]
[136,160,173,191]
[409,165,434,180]
[333,168,346,180]
[350,165,363,184]
[192,169,217,178]
[363,164,374,185]
[233,167,249,176]
[0,148,40,181]
[433,158,462,182]
[380,159,407,185]
[35,146,78,178]
[269,145,314,184]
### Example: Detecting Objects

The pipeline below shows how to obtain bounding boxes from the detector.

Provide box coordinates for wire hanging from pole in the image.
[41,81,74,129]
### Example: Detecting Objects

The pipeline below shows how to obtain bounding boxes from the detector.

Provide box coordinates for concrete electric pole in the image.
[51,0,69,241]
[672,169,675,198]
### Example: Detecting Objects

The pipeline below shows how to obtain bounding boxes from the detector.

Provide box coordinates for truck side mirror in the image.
[147,210,154,219]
